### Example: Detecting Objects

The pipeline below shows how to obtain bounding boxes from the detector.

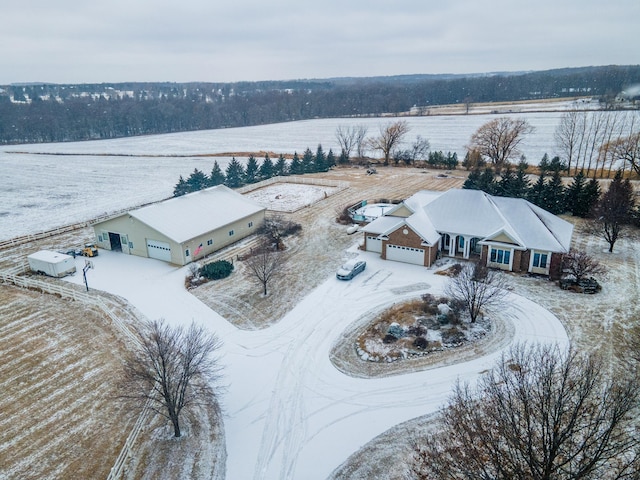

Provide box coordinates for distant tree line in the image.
[173,145,336,196]
[2,65,639,144]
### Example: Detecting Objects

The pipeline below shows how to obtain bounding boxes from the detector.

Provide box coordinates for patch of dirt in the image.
[191,166,467,329]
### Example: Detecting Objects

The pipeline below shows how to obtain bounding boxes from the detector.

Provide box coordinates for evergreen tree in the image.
[259,153,274,180]
[302,148,314,173]
[224,157,245,188]
[462,168,481,190]
[326,149,336,169]
[275,154,288,176]
[495,167,517,197]
[541,171,566,214]
[583,178,602,217]
[549,155,567,174]
[565,170,587,216]
[338,150,349,165]
[538,153,550,176]
[245,155,260,184]
[289,152,303,175]
[478,167,497,195]
[186,168,208,192]
[528,173,546,207]
[512,161,531,198]
[173,175,189,197]
[314,144,328,172]
[208,161,226,187]
[445,152,458,170]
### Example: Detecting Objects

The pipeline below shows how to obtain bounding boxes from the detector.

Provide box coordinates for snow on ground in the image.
[63,247,568,480]
[1,109,570,240]
[245,183,339,212]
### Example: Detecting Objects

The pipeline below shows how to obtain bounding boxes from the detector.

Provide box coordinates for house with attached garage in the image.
[360,189,573,279]
[91,185,266,265]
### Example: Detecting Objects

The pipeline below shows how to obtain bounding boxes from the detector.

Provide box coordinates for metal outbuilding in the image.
[92,185,266,265]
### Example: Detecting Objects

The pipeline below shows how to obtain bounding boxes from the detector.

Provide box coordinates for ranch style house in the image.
[360,189,573,279]
[92,185,266,265]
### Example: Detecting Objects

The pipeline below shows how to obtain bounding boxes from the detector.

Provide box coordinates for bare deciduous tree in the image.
[245,246,286,295]
[467,117,533,170]
[367,120,410,166]
[121,319,222,438]
[561,249,608,283]
[257,215,301,250]
[411,343,640,480]
[444,262,507,323]
[606,132,640,177]
[335,125,360,160]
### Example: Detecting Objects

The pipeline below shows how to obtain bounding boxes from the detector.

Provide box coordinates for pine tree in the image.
[542,170,566,214]
[566,171,587,216]
[259,154,274,180]
[289,152,303,175]
[512,161,531,198]
[338,150,349,165]
[496,167,517,197]
[209,161,226,186]
[314,144,327,172]
[275,154,288,176]
[462,168,481,190]
[478,167,497,195]
[528,173,546,207]
[224,157,245,188]
[583,178,601,217]
[173,175,189,197]
[245,155,259,184]
[445,152,458,170]
[326,149,336,169]
[302,148,314,173]
[186,168,208,192]
[538,153,550,176]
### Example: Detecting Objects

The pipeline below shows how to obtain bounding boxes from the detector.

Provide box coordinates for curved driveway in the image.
[65,249,569,480]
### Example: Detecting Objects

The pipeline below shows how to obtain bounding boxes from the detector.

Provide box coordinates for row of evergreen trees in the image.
[463,157,602,217]
[173,145,337,196]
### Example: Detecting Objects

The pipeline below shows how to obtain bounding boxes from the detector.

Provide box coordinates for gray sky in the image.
[2,0,638,85]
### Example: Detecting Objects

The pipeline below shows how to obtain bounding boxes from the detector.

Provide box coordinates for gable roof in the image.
[127,185,265,244]
[372,189,573,253]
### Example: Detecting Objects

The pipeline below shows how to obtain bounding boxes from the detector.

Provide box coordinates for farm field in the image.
[0,106,576,241]
[0,285,130,479]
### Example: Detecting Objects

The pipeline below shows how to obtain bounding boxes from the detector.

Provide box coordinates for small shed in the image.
[92,185,266,265]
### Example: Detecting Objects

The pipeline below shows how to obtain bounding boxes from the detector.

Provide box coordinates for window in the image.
[207,239,213,246]
[248,221,253,228]
[128,242,133,249]
[185,249,190,257]
[458,236,464,249]
[490,247,510,265]
[228,230,234,236]
[98,234,103,242]
[533,252,548,268]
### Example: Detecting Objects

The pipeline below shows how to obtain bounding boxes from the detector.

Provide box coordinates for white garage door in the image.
[366,236,383,253]
[386,244,425,265]
[146,239,172,262]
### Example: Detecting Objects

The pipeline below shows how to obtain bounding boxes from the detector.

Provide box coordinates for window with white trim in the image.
[229,230,234,236]
[490,247,510,265]
[532,252,548,268]
[207,239,213,246]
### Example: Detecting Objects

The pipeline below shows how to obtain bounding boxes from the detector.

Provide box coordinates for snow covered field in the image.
[1,107,572,240]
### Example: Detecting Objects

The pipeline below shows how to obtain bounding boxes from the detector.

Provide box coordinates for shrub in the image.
[199,260,234,280]
[413,336,428,350]
[383,334,397,344]
[441,327,465,345]
[387,323,407,339]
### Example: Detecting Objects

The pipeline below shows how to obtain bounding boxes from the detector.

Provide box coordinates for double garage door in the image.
[146,239,172,262]
[386,244,425,265]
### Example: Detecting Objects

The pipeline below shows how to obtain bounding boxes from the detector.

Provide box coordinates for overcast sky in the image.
[2,0,638,85]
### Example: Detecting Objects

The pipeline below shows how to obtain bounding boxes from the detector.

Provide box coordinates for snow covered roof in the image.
[383,189,573,253]
[127,185,265,244]
[360,216,404,235]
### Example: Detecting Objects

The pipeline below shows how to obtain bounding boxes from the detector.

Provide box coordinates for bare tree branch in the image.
[411,344,640,480]
[120,319,222,437]
[367,120,410,166]
[244,246,286,296]
[468,117,533,170]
